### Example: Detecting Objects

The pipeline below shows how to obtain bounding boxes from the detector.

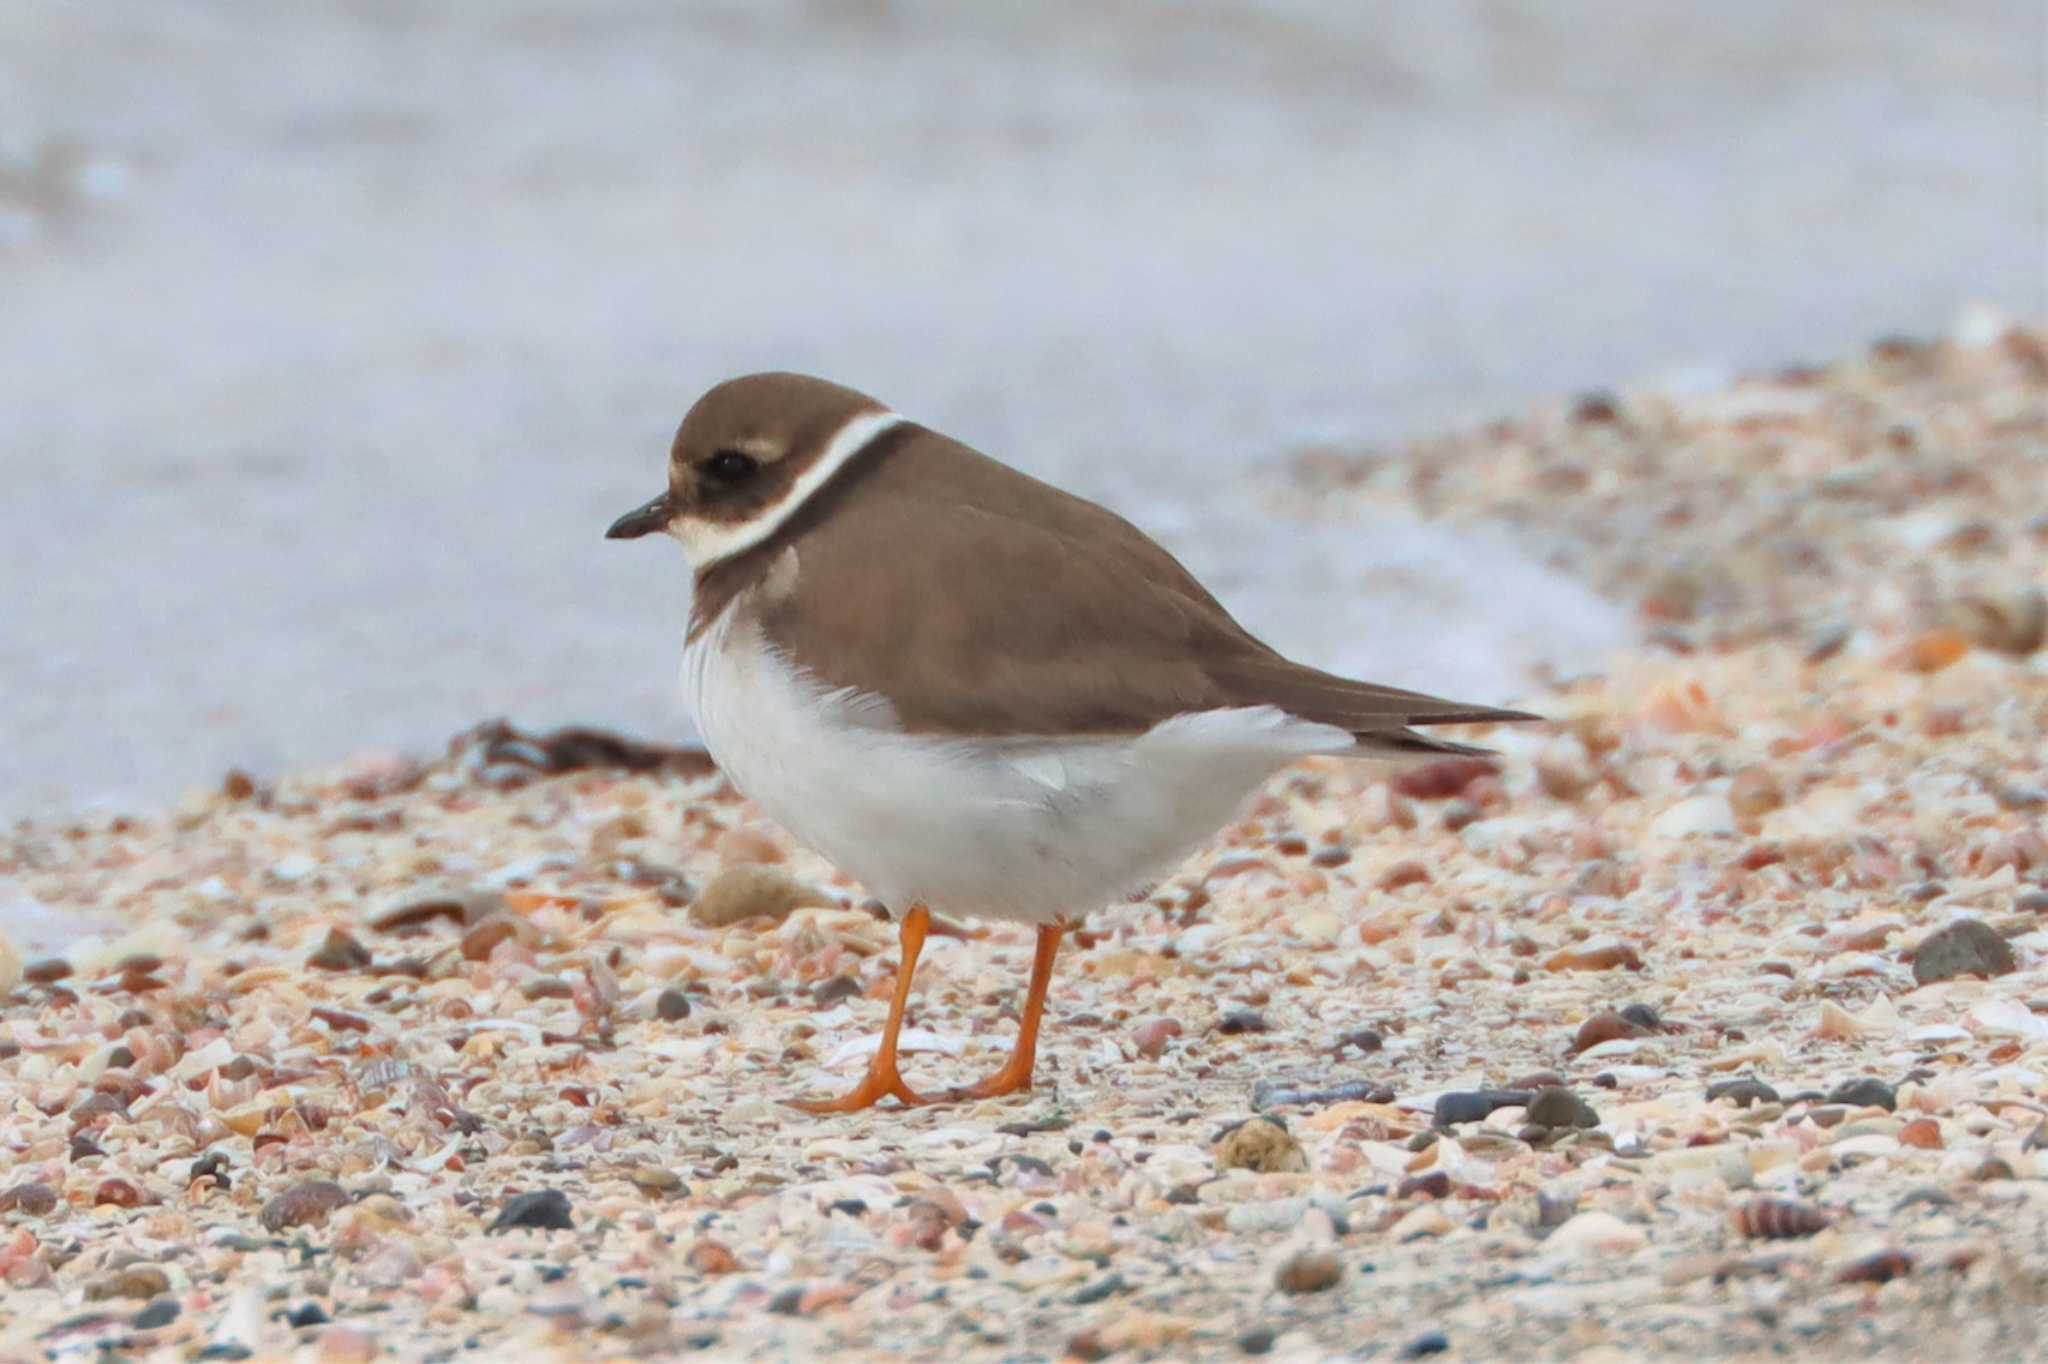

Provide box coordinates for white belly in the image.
[681,604,1355,924]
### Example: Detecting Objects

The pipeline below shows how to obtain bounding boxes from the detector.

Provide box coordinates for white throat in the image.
[673,408,907,567]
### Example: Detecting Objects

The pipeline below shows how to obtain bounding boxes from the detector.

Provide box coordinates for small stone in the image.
[1217,1008,1269,1035]
[24,957,71,984]
[1706,1078,1779,1108]
[689,865,830,928]
[369,887,502,931]
[2016,889,2048,914]
[132,1298,180,1329]
[1377,860,1432,890]
[0,1182,58,1214]
[1524,1087,1599,1130]
[1912,918,2016,985]
[1824,1078,1896,1112]
[1238,1327,1277,1355]
[1543,942,1643,972]
[1273,1249,1341,1295]
[654,987,693,1020]
[306,929,371,972]
[1433,1090,1530,1127]
[86,1264,170,1300]
[1727,768,1784,821]
[1943,585,2046,656]
[261,1180,350,1233]
[1836,1250,1914,1285]
[459,917,518,962]
[1571,1011,1647,1054]
[686,1239,740,1275]
[810,975,861,1006]
[1069,1273,1128,1306]
[627,1166,684,1195]
[1214,1118,1308,1174]
[1617,1002,1662,1030]
[490,1188,573,1232]
[1401,1334,1451,1360]
[1899,1118,1943,1149]
[288,1303,331,1328]
[1131,1017,1182,1059]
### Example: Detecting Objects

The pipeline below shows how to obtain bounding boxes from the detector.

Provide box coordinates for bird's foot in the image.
[788,1057,930,1113]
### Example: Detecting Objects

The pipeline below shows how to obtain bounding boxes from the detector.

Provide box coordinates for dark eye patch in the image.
[704,450,759,486]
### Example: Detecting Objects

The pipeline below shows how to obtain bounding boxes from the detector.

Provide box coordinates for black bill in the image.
[605,492,674,540]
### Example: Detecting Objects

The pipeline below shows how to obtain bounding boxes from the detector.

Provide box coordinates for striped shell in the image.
[1730,1196,1830,1239]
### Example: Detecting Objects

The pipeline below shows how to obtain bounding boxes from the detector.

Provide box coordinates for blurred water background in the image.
[3,1,2042,817]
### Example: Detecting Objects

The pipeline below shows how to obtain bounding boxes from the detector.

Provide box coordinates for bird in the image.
[607,372,1537,1112]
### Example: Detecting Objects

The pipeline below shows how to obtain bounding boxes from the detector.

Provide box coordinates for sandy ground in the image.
[5,0,2044,817]
[0,327,2043,1361]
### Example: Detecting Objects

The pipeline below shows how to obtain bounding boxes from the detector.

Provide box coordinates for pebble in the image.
[1273,1249,1342,1294]
[1237,1327,1277,1355]
[260,1180,350,1232]
[0,1182,57,1214]
[689,865,829,928]
[131,1298,180,1329]
[655,987,693,1020]
[86,1264,170,1300]
[1214,1118,1308,1174]
[1218,1008,1270,1034]
[1730,1197,1829,1239]
[459,916,519,961]
[305,929,371,972]
[1571,1011,1647,1053]
[1434,1090,1531,1127]
[490,1188,574,1232]
[1706,1077,1780,1108]
[1824,1078,1897,1112]
[1911,917,2016,984]
[1132,1018,1182,1059]
[1726,768,1784,820]
[1401,1333,1452,1360]
[1524,1087,1599,1130]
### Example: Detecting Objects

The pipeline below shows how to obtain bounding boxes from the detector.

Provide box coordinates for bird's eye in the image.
[704,450,759,485]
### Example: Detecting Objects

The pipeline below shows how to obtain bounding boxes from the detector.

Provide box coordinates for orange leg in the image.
[944,923,1065,1102]
[790,904,933,1112]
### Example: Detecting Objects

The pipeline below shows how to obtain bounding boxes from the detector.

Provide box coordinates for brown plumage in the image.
[690,404,1534,754]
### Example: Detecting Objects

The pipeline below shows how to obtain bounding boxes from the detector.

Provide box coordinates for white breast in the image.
[681,598,1355,924]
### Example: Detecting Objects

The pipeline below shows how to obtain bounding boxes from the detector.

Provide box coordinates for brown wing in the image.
[749,426,1539,749]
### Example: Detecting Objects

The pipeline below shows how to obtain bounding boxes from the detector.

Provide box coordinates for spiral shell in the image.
[1730,1196,1830,1240]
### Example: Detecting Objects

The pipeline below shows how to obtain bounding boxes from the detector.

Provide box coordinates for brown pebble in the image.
[306,928,372,972]
[1398,1170,1451,1201]
[1215,1118,1307,1174]
[1377,860,1431,891]
[24,958,71,984]
[1731,1197,1830,1239]
[1836,1249,1914,1285]
[690,865,830,928]
[1727,768,1784,820]
[260,1179,351,1233]
[627,1166,684,1194]
[1131,1018,1182,1060]
[1943,585,2045,656]
[1898,1118,1943,1150]
[221,768,258,800]
[1391,758,1495,801]
[93,1178,146,1208]
[1544,943,1643,972]
[1274,1248,1342,1294]
[85,1263,170,1301]
[1895,629,1970,673]
[369,888,504,932]
[1570,1011,1648,1054]
[1535,745,1594,801]
[460,917,518,962]
[685,1239,740,1275]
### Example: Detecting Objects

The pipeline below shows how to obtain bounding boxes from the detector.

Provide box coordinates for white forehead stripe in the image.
[674,408,907,567]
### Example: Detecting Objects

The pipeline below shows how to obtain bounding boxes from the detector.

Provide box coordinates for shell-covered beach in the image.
[3,323,2044,1361]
